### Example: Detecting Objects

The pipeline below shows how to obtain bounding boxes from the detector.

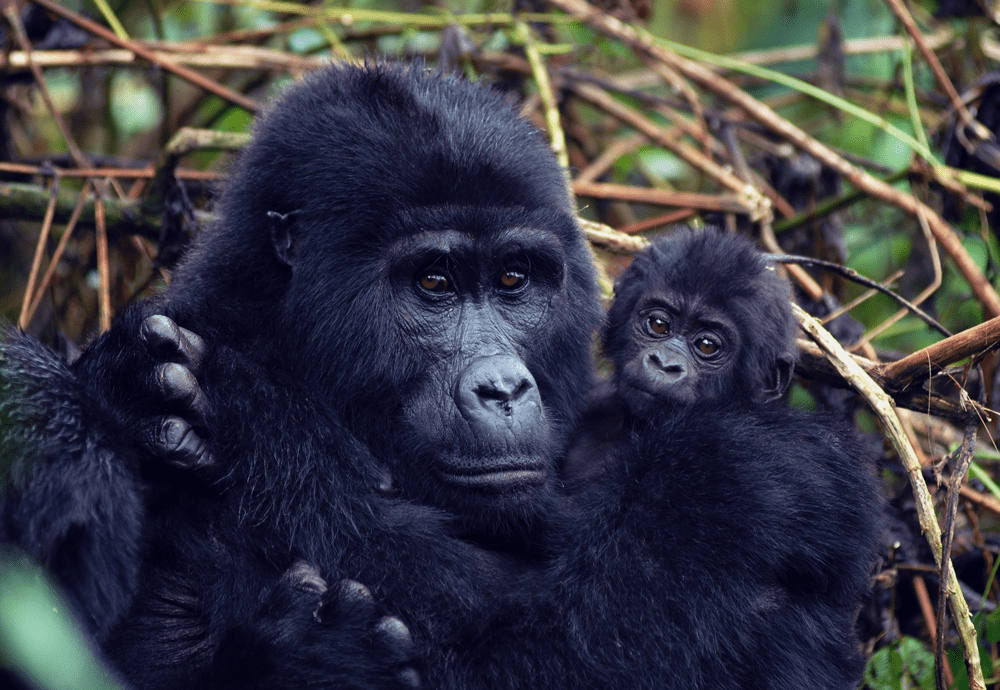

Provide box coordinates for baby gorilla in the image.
[545,227,884,689]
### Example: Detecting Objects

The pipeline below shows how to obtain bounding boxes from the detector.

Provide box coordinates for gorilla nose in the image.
[643,351,687,384]
[456,357,542,428]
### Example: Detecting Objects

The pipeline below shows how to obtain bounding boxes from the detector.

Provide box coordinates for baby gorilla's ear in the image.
[759,353,795,403]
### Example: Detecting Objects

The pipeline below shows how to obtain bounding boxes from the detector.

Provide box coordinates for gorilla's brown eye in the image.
[647,316,669,335]
[696,337,719,355]
[419,273,450,293]
[499,270,527,291]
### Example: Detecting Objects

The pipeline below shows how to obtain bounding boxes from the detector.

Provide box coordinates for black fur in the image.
[547,229,884,689]
[0,330,144,640]
[1,62,601,689]
[0,67,881,690]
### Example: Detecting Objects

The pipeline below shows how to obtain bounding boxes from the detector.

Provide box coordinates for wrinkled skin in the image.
[0,63,601,690]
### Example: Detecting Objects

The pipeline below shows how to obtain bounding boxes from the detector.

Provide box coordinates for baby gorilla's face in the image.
[614,286,742,420]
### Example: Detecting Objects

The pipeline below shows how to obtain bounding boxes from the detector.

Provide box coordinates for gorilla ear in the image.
[759,353,795,403]
[267,210,299,267]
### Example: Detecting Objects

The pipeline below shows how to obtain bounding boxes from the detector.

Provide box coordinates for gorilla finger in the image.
[155,417,217,473]
[155,363,210,426]
[373,616,414,656]
[397,667,422,689]
[141,315,187,362]
[141,315,205,370]
[316,579,376,626]
[280,561,328,597]
[335,579,375,609]
[177,326,207,370]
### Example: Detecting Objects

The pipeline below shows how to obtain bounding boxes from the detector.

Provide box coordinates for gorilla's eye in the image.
[647,316,669,335]
[498,270,527,291]
[696,337,720,356]
[418,273,450,293]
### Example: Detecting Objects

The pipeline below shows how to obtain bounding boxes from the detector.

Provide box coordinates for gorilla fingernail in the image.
[374,616,413,652]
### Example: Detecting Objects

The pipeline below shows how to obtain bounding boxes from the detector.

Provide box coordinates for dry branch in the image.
[572,182,752,214]
[793,304,985,690]
[0,46,323,71]
[29,0,258,113]
[547,0,1000,320]
[1,182,164,239]
[882,316,1000,390]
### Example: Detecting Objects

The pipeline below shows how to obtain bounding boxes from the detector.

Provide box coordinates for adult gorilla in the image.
[0,63,600,689]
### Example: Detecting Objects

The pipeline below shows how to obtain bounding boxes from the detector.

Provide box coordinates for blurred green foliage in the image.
[0,551,124,690]
[3,1,1000,688]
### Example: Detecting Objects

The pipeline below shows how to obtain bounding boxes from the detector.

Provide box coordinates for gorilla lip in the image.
[437,467,547,489]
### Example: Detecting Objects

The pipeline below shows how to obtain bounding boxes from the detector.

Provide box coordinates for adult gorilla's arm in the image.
[0,310,214,639]
[0,326,145,640]
[2,313,422,689]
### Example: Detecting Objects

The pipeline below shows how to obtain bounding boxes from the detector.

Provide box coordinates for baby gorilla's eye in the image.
[647,316,669,335]
[696,337,720,356]
[418,273,450,293]
[498,270,527,291]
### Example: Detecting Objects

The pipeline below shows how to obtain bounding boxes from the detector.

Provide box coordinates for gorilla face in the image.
[164,64,601,538]
[382,212,579,533]
[615,285,743,417]
[602,228,799,421]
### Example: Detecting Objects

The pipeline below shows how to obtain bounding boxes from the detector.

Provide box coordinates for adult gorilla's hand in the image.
[138,314,216,475]
[214,561,422,690]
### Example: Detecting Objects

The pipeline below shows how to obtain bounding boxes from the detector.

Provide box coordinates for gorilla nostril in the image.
[644,352,686,379]
[510,379,533,400]
[456,357,542,426]
[476,378,533,404]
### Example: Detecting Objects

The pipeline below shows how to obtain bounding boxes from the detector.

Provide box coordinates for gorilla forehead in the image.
[222,63,573,236]
[605,228,797,365]
[641,230,766,303]
[381,207,574,266]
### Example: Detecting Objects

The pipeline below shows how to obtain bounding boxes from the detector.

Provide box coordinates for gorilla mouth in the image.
[437,467,547,490]
[434,451,550,491]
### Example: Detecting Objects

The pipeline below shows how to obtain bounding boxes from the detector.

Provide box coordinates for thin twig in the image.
[883,0,987,140]
[94,192,112,334]
[18,177,60,329]
[914,575,957,689]
[573,134,646,185]
[766,254,951,337]
[615,209,697,235]
[0,46,324,71]
[23,182,92,329]
[579,219,649,254]
[0,161,220,181]
[29,0,258,113]
[793,303,985,690]
[515,21,569,171]
[936,423,979,690]
[573,182,752,214]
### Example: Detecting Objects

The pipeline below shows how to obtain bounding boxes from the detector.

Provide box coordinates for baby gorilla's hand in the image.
[139,315,216,475]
